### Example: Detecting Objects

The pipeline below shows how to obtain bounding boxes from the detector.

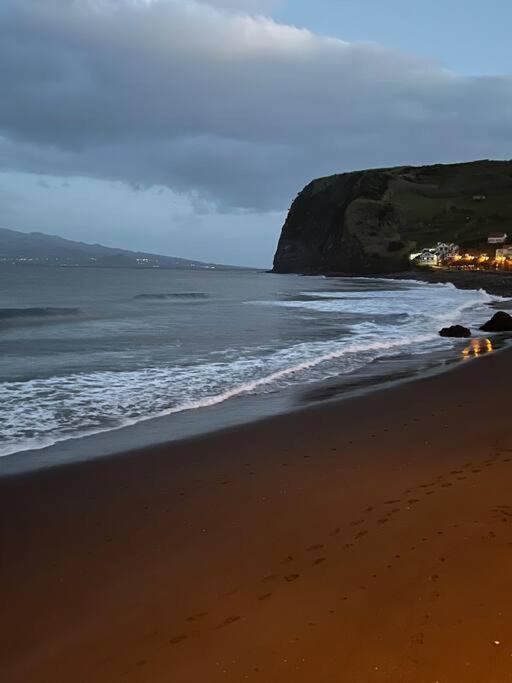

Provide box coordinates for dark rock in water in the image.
[272,159,512,275]
[479,311,512,332]
[439,325,471,338]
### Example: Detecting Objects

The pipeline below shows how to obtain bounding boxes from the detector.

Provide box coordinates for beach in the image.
[1,344,512,683]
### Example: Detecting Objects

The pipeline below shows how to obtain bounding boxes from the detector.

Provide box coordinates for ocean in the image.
[0,266,501,470]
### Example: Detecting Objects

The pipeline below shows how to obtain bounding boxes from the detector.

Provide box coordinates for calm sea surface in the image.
[0,266,500,469]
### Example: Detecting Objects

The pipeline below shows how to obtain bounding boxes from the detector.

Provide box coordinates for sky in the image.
[1,0,511,267]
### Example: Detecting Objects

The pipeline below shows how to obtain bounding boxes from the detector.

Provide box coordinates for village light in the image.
[413,236,511,270]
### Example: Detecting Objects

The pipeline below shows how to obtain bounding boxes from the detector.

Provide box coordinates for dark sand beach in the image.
[1,346,512,682]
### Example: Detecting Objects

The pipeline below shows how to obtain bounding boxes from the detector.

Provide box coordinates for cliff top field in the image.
[273,159,512,274]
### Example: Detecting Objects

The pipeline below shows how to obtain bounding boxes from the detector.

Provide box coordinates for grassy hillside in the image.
[273,160,512,274]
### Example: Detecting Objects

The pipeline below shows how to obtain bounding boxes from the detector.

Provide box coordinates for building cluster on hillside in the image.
[410,233,512,271]
[410,242,460,267]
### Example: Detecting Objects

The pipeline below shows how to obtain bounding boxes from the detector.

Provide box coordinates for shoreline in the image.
[3,271,512,681]
[0,337,496,479]
[0,271,507,476]
[2,347,512,681]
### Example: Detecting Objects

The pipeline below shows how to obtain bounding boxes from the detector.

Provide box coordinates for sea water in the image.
[0,266,500,466]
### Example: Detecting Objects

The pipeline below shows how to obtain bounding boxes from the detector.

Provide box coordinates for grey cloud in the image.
[200,0,283,12]
[1,0,511,212]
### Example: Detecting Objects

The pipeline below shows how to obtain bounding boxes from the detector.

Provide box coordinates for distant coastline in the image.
[0,226,231,270]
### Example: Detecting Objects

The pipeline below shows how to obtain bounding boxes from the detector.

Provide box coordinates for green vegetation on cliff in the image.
[273,160,512,274]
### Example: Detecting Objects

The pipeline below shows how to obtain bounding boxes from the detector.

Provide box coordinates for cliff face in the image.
[273,160,512,274]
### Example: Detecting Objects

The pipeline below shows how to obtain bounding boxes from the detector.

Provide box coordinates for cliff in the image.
[273,160,512,274]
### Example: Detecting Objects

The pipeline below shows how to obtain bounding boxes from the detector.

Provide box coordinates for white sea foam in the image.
[0,278,501,458]
[0,332,439,457]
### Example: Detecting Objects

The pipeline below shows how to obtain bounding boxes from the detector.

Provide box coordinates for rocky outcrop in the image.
[273,160,512,274]
[480,311,512,332]
[439,325,472,338]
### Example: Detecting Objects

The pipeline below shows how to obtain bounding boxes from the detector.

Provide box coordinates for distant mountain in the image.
[0,228,223,269]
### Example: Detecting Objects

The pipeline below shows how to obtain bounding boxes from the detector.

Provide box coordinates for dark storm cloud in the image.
[1,0,511,211]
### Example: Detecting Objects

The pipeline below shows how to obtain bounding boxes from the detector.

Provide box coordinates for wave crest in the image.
[0,307,79,321]
[133,292,209,300]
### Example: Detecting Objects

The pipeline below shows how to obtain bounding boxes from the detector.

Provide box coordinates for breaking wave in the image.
[0,276,502,459]
[0,331,438,457]
[0,307,79,321]
[133,292,209,300]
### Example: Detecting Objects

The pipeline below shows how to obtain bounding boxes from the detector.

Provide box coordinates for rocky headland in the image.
[273,159,512,278]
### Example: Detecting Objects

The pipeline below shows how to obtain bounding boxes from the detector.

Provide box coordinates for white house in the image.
[435,242,459,257]
[496,246,512,259]
[417,250,439,266]
[488,232,508,244]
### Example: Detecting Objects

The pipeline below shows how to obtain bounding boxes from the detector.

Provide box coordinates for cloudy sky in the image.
[1,0,511,266]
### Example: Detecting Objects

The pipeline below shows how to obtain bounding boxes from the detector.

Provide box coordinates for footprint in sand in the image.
[284,574,300,582]
[169,634,188,645]
[313,558,326,565]
[218,616,241,628]
[185,612,208,622]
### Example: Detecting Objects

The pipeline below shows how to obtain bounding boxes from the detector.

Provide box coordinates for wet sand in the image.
[1,347,512,682]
